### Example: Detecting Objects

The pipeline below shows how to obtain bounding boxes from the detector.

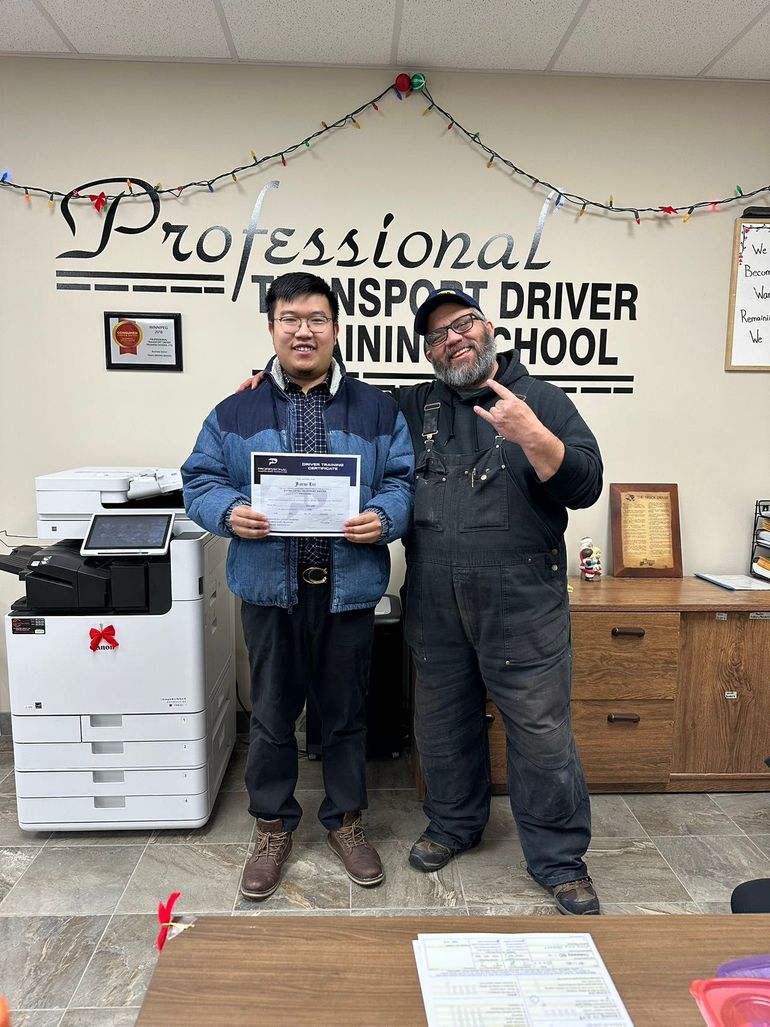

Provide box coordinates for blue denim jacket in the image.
[182,358,414,612]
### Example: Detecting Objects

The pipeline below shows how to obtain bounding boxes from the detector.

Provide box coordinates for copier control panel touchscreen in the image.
[80,513,174,557]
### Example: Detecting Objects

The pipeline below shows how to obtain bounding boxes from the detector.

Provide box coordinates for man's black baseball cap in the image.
[413,288,483,336]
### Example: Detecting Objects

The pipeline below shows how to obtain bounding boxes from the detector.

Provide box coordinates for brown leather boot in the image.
[240,817,293,899]
[327,811,384,886]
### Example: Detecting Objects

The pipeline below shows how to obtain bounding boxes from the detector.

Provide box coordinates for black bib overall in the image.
[403,383,591,887]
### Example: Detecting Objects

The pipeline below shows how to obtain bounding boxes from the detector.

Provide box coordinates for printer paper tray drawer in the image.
[17,792,210,827]
[80,711,207,742]
[13,711,207,743]
[13,736,207,771]
[15,765,209,797]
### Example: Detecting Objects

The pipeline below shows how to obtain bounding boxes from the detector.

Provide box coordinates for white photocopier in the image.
[1,468,236,831]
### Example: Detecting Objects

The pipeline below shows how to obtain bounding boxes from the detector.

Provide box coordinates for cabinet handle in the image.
[485,712,496,724]
[607,713,641,724]
[611,627,645,638]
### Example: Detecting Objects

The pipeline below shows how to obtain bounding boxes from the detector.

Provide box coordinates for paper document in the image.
[694,572,770,591]
[251,453,360,536]
[412,932,633,1026]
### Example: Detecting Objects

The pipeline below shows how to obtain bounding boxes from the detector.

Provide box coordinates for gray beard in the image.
[432,333,498,389]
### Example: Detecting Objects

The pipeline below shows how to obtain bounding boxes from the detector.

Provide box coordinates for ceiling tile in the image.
[0,0,767,80]
[0,0,71,52]
[40,0,232,58]
[553,0,770,78]
[704,9,770,78]
[221,0,395,64]
[398,0,585,72]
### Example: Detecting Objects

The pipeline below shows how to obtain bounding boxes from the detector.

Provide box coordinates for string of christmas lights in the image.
[418,85,769,223]
[1,73,768,224]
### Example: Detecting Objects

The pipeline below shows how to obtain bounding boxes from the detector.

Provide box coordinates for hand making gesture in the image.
[473,379,565,482]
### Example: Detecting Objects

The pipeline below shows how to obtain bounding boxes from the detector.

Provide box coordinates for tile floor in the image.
[3,732,770,1025]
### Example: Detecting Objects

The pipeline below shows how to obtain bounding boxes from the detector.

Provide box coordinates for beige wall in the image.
[1,57,769,712]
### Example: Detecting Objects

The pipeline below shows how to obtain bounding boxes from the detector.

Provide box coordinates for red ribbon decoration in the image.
[88,191,107,212]
[89,624,118,652]
[157,891,181,952]
[659,205,678,215]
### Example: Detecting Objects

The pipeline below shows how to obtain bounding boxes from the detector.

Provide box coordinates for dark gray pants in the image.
[406,559,591,887]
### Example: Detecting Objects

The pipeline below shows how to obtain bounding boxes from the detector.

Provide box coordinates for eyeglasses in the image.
[424,312,483,350]
[274,315,334,332]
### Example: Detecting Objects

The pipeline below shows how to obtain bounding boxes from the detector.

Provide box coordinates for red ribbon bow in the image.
[89,625,118,651]
[658,205,678,215]
[89,191,107,212]
[157,891,181,952]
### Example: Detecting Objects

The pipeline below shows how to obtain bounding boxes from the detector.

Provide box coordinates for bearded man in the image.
[398,288,603,916]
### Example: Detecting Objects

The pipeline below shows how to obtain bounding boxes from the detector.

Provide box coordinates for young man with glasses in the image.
[182,272,413,900]
[399,287,603,916]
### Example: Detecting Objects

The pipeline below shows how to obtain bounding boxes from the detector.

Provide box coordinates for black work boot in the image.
[549,877,600,916]
[240,817,293,899]
[408,834,457,872]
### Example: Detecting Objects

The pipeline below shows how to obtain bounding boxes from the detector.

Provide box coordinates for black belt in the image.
[299,565,328,585]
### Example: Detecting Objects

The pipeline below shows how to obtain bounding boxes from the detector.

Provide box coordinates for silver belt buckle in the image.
[301,566,328,585]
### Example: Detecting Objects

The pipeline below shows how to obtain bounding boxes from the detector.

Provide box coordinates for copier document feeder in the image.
[1,468,236,831]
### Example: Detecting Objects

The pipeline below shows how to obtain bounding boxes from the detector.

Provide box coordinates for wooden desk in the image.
[483,577,770,794]
[137,913,770,1025]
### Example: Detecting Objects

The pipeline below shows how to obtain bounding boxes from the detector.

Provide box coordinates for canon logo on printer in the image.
[89,624,119,653]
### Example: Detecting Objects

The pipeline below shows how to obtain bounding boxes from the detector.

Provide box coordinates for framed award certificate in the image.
[104,312,183,372]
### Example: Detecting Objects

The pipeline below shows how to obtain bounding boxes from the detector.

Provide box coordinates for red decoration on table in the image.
[157,891,181,952]
[89,624,118,651]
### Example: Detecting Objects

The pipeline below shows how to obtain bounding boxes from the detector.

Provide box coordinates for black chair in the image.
[731,879,770,913]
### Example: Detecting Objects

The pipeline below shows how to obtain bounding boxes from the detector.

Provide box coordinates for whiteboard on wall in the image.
[726,218,770,371]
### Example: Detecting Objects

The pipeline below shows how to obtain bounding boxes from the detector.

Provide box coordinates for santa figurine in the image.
[579,537,602,581]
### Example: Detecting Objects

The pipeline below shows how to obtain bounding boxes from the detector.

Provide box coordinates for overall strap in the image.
[421,401,441,453]
[416,386,446,472]
[511,376,535,403]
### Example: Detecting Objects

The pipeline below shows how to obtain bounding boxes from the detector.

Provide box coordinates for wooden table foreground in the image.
[136,913,770,1025]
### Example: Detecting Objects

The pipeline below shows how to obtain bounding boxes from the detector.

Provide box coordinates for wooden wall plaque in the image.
[610,483,683,578]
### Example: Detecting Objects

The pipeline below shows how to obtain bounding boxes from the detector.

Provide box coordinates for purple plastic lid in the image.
[717,954,770,979]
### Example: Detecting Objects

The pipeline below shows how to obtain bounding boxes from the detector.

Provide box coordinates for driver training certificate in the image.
[251,453,361,536]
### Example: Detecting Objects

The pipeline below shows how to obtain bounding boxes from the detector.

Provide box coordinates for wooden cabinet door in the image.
[674,613,770,775]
